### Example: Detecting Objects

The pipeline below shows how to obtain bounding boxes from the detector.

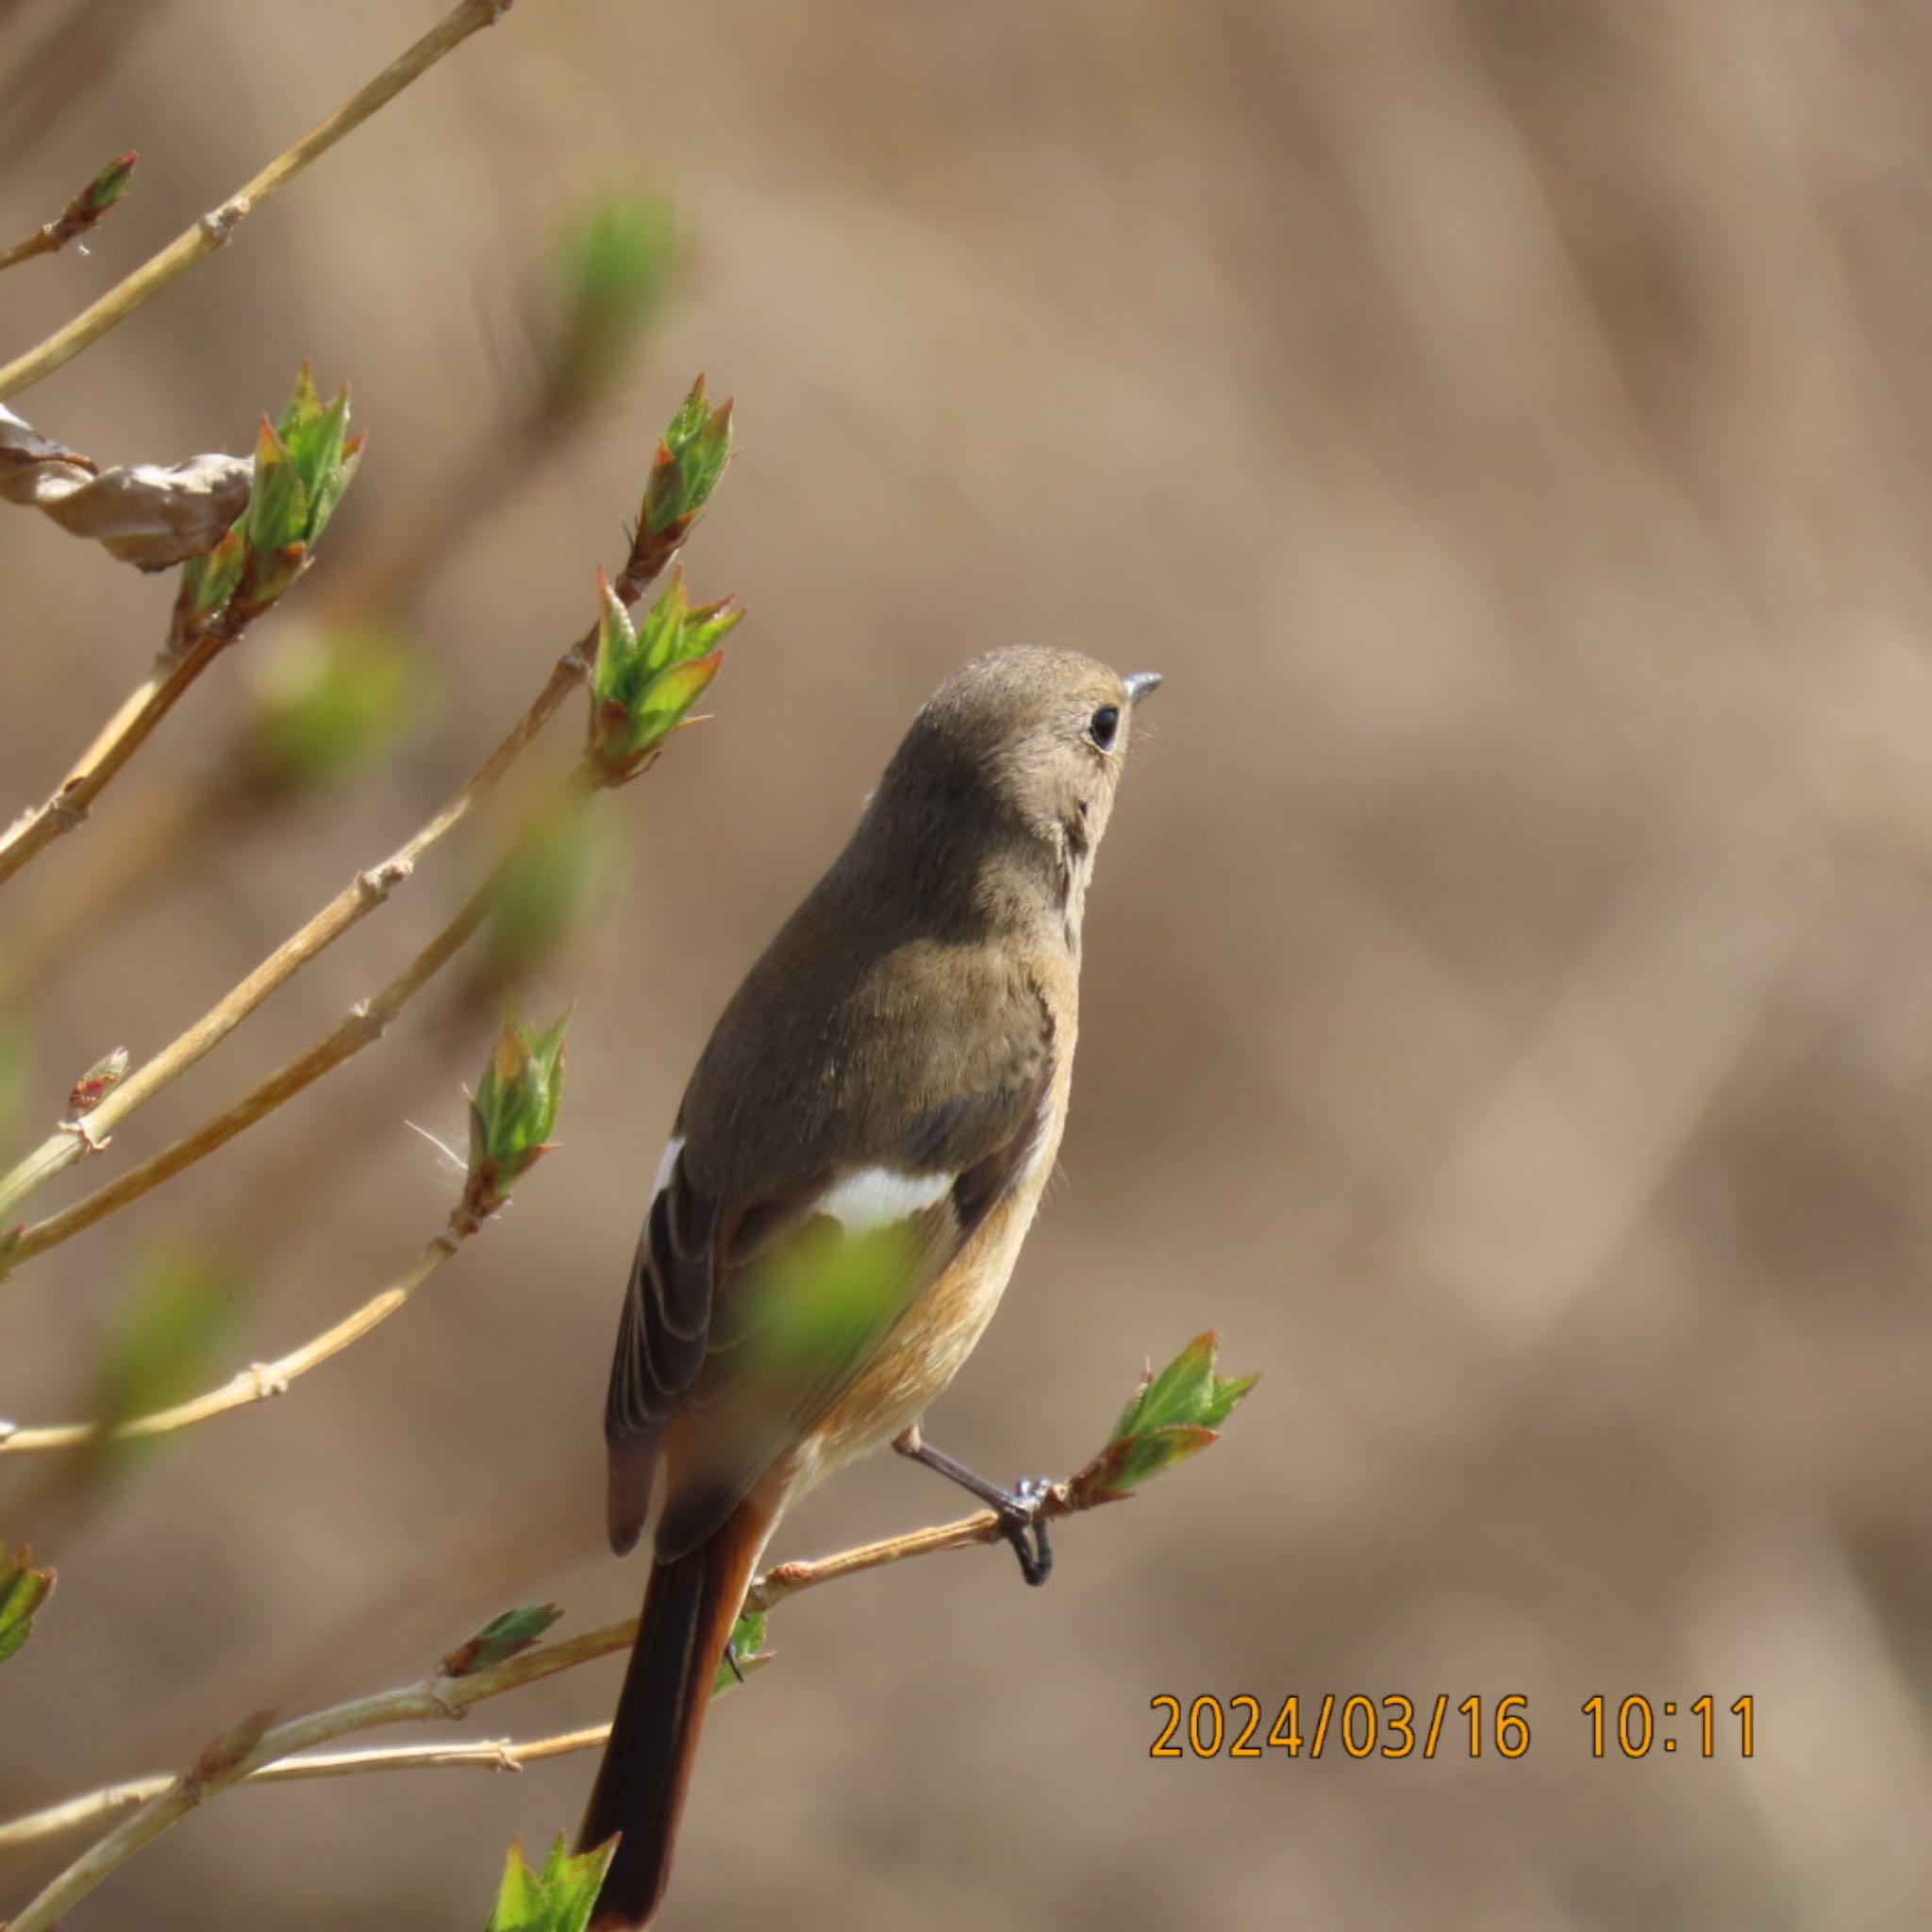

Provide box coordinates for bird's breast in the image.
[790,1050,1074,1494]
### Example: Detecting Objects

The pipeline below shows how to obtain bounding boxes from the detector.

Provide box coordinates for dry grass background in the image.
[4,1,1932,1926]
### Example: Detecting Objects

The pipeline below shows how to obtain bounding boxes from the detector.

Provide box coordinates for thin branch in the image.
[6,1312,1269,1922]
[0,1222,470,1453]
[0,531,721,1265]
[0,1727,610,1853]
[0,764,599,1274]
[746,1507,1049,1611]
[0,1777,169,1855]
[0,389,704,1229]
[248,1724,614,1783]
[0,1493,1075,1926]
[0,362,635,1006]
[0,608,613,1235]
[0,1,513,400]
[0,613,247,888]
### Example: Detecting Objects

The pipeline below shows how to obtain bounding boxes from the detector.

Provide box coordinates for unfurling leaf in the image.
[441,1604,564,1678]
[640,375,734,538]
[1112,1330,1257,1440]
[588,568,740,782]
[1068,1332,1257,1507]
[464,1010,571,1217]
[179,525,245,624]
[486,1834,614,1932]
[1072,1423,1221,1502]
[0,1547,55,1664]
[178,367,358,634]
[244,413,306,555]
[274,364,356,541]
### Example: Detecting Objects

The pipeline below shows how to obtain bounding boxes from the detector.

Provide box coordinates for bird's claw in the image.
[998,1476,1054,1587]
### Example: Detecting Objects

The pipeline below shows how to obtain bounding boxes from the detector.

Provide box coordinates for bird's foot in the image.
[893,1429,1057,1587]
[998,1475,1054,1587]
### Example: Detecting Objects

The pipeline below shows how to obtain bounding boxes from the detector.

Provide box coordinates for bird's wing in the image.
[602,1058,1053,1560]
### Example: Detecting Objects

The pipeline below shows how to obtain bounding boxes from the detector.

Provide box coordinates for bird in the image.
[576,644,1160,1927]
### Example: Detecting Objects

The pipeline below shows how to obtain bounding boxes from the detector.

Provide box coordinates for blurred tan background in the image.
[5,1,1932,1926]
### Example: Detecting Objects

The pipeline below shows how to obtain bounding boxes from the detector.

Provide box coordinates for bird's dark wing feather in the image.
[602,1153,813,1554]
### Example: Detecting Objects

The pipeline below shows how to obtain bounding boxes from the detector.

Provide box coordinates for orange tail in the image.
[577,1501,769,1930]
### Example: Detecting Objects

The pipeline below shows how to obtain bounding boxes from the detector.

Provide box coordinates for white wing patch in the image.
[652,1134,685,1194]
[816,1165,954,1232]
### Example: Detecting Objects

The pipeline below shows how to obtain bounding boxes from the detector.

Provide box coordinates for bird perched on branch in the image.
[578,645,1160,1927]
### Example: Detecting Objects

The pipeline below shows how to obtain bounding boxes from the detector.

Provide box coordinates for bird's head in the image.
[869,645,1161,936]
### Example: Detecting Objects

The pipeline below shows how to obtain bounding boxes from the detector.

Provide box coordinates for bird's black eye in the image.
[1088,705,1120,750]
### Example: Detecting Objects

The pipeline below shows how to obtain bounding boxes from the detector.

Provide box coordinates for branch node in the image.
[247,1362,291,1400]
[198,198,251,246]
[355,858,412,904]
[446,1198,490,1246]
[56,1117,111,1156]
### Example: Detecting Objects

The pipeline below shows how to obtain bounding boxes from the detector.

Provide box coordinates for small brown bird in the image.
[577,645,1159,1927]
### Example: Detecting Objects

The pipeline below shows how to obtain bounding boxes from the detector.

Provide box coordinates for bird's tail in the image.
[578,1500,771,1929]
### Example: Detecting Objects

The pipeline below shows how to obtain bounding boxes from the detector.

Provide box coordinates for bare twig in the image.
[1,929,474,1264]
[0,0,514,400]
[0,151,138,274]
[0,607,254,888]
[0,1494,1064,1923]
[0,403,249,566]
[0,1727,611,1853]
[0,355,652,1005]
[0,764,600,1274]
[0,608,617,1234]
[248,1724,614,1783]
[0,381,711,1219]
[0,1616,625,1932]
[0,1334,1256,1917]
[0,498,705,1267]
[745,1505,1059,1611]
[0,1217,475,1454]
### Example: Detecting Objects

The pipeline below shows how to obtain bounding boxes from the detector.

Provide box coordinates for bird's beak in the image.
[1123,672,1163,707]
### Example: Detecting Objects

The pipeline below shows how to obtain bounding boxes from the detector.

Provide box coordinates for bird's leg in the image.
[892,1424,1054,1586]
